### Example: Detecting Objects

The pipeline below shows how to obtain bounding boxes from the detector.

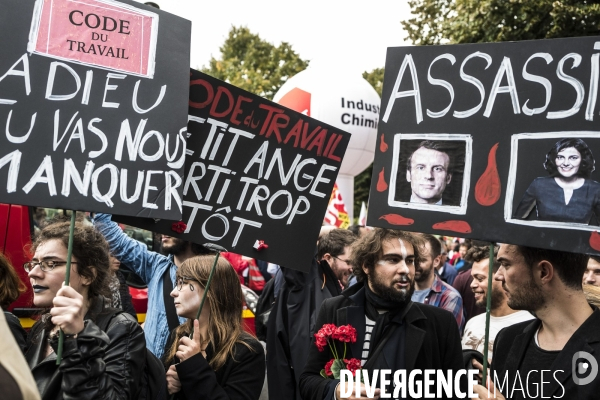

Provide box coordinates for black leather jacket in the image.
[25,297,146,400]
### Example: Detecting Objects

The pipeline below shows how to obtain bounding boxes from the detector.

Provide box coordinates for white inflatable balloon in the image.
[273,66,380,177]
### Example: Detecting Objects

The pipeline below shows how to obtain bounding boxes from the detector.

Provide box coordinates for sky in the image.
[137,0,413,75]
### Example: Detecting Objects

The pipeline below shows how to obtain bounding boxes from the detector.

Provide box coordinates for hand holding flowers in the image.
[314,323,361,379]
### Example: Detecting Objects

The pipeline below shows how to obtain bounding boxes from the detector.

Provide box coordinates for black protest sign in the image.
[369,36,600,255]
[0,0,190,219]
[115,70,351,272]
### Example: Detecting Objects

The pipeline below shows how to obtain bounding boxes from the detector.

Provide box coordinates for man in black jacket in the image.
[472,244,600,399]
[267,229,358,400]
[299,228,464,400]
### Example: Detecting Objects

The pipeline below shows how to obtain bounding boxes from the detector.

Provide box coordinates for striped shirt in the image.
[361,316,376,366]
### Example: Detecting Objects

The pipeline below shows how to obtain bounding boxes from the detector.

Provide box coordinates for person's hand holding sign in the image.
[50,283,86,336]
[471,376,506,400]
[176,320,206,361]
[472,358,488,385]
[166,365,181,395]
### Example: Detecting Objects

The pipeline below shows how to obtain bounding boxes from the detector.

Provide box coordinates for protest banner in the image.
[369,35,600,255]
[0,0,191,219]
[115,70,351,272]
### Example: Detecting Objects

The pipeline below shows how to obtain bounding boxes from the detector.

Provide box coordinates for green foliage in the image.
[403,0,600,45]
[402,0,454,45]
[330,359,347,379]
[201,26,309,100]
[362,68,385,97]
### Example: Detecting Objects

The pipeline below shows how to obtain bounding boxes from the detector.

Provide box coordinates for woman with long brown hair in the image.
[164,255,265,400]
[0,252,27,351]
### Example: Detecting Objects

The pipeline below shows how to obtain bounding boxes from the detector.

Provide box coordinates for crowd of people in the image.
[2,213,600,399]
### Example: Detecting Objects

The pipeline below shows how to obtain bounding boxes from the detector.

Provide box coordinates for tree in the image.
[202,26,309,100]
[402,0,600,45]
[352,68,385,219]
[362,67,385,97]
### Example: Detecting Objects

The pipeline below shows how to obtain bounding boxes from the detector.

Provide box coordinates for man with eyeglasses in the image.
[267,229,358,400]
[92,213,211,358]
[299,228,464,400]
[318,229,357,290]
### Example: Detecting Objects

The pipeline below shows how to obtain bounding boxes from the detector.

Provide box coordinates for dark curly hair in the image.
[0,253,26,309]
[350,228,424,282]
[465,245,500,273]
[32,221,111,301]
[317,229,358,260]
[543,138,595,179]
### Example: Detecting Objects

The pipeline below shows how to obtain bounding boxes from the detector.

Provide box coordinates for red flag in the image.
[323,183,350,229]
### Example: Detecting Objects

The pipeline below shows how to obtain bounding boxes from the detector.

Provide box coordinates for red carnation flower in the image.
[344,358,362,376]
[318,323,337,338]
[314,332,328,352]
[171,221,187,234]
[324,359,335,377]
[332,325,357,343]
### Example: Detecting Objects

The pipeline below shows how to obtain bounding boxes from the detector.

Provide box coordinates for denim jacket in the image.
[93,213,185,357]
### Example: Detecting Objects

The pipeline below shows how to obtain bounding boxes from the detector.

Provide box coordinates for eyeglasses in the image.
[23,260,77,273]
[333,256,353,266]
[176,277,196,292]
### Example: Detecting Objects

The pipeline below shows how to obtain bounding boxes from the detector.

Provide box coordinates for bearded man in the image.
[461,245,533,363]
[472,244,600,399]
[411,234,465,333]
[299,228,464,400]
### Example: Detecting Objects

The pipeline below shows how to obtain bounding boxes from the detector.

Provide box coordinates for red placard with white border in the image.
[28,0,157,78]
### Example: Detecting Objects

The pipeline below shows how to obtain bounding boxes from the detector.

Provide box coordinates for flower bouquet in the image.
[314,323,362,379]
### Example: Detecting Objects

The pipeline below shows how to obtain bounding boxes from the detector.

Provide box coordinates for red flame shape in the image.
[475,143,501,206]
[590,231,600,251]
[377,167,388,192]
[380,134,388,153]
[379,214,414,225]
[432,220,472,234]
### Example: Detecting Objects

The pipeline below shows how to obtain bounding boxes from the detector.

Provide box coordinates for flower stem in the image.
[327,339,338,359]
[343,342,347,359]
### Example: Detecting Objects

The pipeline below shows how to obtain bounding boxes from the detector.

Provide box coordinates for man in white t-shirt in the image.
[461,245,534,362]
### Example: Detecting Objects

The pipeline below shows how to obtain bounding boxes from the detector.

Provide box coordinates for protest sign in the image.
[0,0,190,219]
[369,36,600,255]
[115,70,351,272]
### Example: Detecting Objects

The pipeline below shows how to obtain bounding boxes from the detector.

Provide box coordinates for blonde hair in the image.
[164,255,255,370]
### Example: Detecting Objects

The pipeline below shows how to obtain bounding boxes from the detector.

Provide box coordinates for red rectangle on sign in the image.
[28,0,158,78]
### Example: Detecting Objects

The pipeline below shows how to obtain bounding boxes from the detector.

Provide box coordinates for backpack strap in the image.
[162,266,180,333]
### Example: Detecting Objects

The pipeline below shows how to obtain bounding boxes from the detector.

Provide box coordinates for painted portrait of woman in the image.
[514,138,600,225]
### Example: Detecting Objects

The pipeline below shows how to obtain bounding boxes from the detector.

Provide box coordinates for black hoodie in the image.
[266,252,343,400]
